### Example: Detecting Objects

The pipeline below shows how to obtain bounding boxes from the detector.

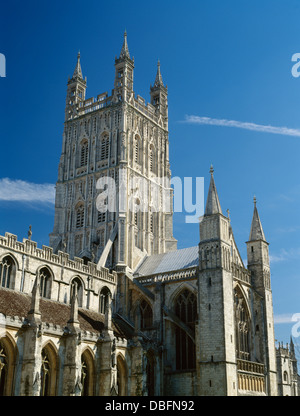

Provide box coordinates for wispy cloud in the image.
[0,178,55,204]
[183,115,300,137]
[270,247,300,264]
[274,313,295,324]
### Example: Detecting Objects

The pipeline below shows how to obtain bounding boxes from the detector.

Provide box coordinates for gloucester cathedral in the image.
[0,32,298,396]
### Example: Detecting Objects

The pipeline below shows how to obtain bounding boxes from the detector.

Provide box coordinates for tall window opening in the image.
[40,349,51,396]
[134,135,141,164]
[117,355,127,396]
[71,278,83,307]
[174,289,197,370]
[140,299,153,329]
[76,204,84,228]
[100,134,109,160]
[99,287,110,314]
[234,288,251,361]
[0,256,15,289]
[80,141,88,166]
[39,267,51,299]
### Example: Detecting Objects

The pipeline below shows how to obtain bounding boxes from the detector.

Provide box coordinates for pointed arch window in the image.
[80,141,88,166]
[71,277,83,307]
[100,134,109,160]
[140,299,153,329]
[234,288,251,360]
[40,350,51,396]
[0,256,15,289]
[76,204,85,228]
[81,356,89,396]
[174,289,197,370]
[149,145,155,173]
[117,355,127,396]
[39,267,51,299]
[99,287,111,314]
[80,351,94,396]
[134,135,141,164]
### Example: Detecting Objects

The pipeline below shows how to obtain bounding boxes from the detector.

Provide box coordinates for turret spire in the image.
[204,165,222,216]
[119,30,130,59]
[249,196,266,241]
[72,51,83,79]
[153,60,164,87]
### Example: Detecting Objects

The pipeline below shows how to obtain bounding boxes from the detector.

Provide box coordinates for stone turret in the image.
[246,197,277,396]
[198,166,237,396]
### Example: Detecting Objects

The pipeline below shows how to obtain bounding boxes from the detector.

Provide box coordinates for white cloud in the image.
[182,115,300,137]
[0,178,55,204]
[274,314,295,324]
[270,247,300,264]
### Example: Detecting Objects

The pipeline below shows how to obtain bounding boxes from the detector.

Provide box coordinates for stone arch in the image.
[132,296,153,330]
[70,276,85,307]
[172,287,197,370]
[81,347,95,396]
[0,254,17,290]
[116,353,128,396]
[99,286,111,314]
[234,283,252,361]
[0,333,18,396]
[36,265,53,299]
[0,252,19,270]
[40,341,58,396]
[167,282,197,310]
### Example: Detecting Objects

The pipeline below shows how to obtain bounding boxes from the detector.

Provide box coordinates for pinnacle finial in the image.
[153,59,164,88]
[204,165,222,216]
[249,195,266,241]
[73,50,83,79]
[119,30,130,59]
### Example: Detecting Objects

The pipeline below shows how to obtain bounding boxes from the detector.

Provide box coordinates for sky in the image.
[1,0,300,355]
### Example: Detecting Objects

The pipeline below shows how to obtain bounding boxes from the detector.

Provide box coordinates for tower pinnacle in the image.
[72,51,83,79]
[153,60,164,87]
[119,30,130,59]
[204,165,222,216]
[249,197,266,241]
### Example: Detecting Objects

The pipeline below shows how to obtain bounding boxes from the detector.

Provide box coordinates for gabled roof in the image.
[134,246,198,277]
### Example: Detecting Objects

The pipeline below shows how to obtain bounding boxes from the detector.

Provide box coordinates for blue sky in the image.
[1,0,300,352]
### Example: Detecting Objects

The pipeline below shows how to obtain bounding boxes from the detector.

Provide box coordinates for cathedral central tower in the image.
[49,33,177,272]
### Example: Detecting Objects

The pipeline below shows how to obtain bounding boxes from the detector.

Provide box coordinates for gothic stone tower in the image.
[197,167,278,395]
[49,32,177,272]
